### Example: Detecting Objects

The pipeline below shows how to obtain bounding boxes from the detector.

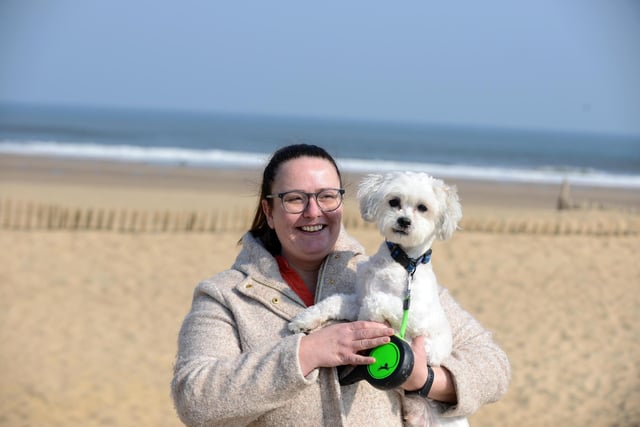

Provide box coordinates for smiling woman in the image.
[248,144,345,259]
[260,157,344,279]
[170,143,511,426]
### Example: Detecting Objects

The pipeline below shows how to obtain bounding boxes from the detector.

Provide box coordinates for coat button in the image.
[271,297,280,304]
[329,279,335,285]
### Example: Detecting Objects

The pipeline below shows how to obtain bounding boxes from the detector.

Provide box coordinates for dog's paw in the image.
[288,313,322,334]
[288,322,311,334]
[288,320,311,334]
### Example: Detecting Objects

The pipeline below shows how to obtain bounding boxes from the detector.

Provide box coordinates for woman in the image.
[171,144,510,426]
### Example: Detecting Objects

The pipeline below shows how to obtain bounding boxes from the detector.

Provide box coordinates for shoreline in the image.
[2,154,639,213]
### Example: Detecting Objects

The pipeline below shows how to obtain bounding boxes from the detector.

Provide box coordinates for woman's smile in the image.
[299,224,325,233]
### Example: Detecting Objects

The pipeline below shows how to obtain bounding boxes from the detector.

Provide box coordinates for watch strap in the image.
[406,365,434,398]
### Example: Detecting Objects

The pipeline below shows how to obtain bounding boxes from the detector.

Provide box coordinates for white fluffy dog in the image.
[289,171,468,427]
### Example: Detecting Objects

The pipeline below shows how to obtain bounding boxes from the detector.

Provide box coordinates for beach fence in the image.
[0,199,638,236]
[0,199,252,233]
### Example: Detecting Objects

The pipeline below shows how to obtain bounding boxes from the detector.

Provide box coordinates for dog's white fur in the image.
[289,171,468,427]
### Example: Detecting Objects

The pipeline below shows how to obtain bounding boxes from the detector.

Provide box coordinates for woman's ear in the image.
[261,199,275,229]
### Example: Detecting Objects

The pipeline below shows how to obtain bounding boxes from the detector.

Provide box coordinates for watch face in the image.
[367,342,401,380]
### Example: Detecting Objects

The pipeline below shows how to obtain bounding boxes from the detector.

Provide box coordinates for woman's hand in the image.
[298,321,394,376]
[401,335,458,403]
[401,335,429,391]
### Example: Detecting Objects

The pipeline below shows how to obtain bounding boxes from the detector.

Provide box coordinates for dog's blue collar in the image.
[385,241,432,276]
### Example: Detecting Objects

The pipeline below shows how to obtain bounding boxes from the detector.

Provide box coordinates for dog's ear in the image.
[434,180,462,240]
[357,173,385,222]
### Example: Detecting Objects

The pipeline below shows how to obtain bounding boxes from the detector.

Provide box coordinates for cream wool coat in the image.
[171,230,510,427]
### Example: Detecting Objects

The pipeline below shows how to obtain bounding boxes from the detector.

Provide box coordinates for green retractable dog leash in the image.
[338,243,432,390]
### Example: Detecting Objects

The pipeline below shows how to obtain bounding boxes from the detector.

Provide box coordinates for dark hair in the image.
[247,144,342,255]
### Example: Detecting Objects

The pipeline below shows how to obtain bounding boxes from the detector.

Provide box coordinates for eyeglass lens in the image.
[282,190,342,213]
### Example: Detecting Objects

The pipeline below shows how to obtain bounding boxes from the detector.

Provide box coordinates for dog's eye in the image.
[389,198,401,209]
[417,204,428,213]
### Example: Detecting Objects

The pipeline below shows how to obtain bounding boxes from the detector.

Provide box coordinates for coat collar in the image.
[232,225,364,311]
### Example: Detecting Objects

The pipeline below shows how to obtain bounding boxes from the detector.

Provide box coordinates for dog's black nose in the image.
[397,217,411,228]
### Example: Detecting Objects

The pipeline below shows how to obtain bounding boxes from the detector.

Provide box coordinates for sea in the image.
[1,104,639,188]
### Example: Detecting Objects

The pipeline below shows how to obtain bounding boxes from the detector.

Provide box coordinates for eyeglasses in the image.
[266,188,345,214]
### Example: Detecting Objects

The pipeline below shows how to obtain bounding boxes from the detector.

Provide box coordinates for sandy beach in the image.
[1,154,639,426]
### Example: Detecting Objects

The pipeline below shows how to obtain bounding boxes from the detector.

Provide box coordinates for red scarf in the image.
[275,256,315,307]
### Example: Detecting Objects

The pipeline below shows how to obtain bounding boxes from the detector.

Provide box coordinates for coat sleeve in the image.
[437,286,511,417]
[171,280,317,427]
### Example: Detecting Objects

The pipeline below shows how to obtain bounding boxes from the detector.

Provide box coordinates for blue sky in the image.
[1,0,639,135]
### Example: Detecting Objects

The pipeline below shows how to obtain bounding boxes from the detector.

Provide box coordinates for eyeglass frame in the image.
[265,188,346,214]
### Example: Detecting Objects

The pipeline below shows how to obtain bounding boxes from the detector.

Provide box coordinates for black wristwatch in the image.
[406,365,434,398]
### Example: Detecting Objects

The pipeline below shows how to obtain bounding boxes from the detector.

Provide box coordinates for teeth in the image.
[301,225,323,232]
